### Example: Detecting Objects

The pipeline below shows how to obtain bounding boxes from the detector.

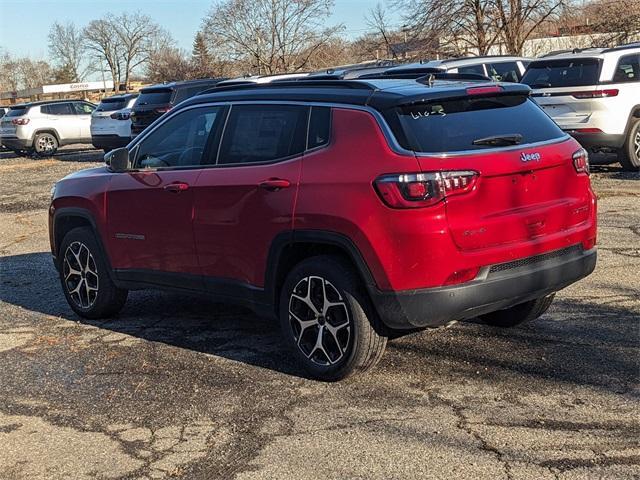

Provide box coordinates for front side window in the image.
[487,62,521,82]
[613,54,640,83]
[74,102,95,115]
[135,106,223,169]
[218,104,308,165]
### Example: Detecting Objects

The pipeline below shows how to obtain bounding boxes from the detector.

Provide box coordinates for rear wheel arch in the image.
[32,128,60,144]
[265,231,378,315]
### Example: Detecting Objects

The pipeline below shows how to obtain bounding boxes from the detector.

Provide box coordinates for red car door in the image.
[106,105,226,282]
[192,103,309,291]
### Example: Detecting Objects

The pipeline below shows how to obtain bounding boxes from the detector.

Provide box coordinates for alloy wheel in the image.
[288,276,351,366]
[63,241,99,309]
[634,129,640,160]
[37,134,56,154]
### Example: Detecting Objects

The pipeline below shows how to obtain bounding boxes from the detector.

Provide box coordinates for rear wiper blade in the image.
[472,134,523,147]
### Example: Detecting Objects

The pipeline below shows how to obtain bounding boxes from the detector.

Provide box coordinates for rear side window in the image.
[42,103,74,115]
[307,107,331,149]
[136,89,173,106]
[487,61,521,82]
[388,95,565,153]
[522,58,601,88]
[96,97,127,112]
[6,107,28,117]
[457,64,486,76]
[174,85,213,103]
[613,54,640,83]
[218,105,308,165]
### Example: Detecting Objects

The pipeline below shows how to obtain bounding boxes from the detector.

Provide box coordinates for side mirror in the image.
[106,148,131,172]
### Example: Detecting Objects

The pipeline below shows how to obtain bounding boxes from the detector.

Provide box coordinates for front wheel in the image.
[618,118,640,171]
[33,132,58,157]
[480,294,555,328]
[58,227,128,319]
[279,256,387,381]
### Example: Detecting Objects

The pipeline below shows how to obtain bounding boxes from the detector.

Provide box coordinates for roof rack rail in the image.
[358,71,492,82]
[198,79,377,96]
[602,42,640,53]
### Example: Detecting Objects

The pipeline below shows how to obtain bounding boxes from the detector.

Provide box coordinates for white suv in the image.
[0,100,96,156]
[522,44,640,171]
[90,93,138,153]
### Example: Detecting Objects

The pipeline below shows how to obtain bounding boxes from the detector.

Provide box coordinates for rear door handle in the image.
[163,182,190,193]
[259,178,291,191]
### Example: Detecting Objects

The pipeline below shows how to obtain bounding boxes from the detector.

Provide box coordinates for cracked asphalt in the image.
[0,146,638,479]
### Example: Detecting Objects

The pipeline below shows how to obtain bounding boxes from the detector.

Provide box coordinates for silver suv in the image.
[522,44,640,171]
[0,100,96,156]
[384,56,531,82]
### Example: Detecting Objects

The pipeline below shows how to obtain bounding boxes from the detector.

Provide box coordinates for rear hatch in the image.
[92,97,130,134]
[522,57,603,128]
[0,106,28,136]
[131,87,174,134]
[392,89,592,251]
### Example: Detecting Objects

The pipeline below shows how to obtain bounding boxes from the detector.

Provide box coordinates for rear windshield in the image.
[136,89,173,106]
[6,107,28,117]
[388,95,565,153]
[96,97,128,112]
[522,58,601,88]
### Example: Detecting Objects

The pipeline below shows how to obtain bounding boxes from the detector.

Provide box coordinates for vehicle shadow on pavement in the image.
[0,146,104,163]
[1,251,638,388]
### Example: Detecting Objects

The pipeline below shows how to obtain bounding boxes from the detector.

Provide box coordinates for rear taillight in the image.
[110,111,131,120]
[155,106,171,114]
[11,118,29,125]
[571,89,618,99]
[572,148,589,175]
[570,128,602,134]
[374,171,478,208]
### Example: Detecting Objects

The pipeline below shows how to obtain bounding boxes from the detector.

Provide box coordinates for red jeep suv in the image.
[49,78,597,380]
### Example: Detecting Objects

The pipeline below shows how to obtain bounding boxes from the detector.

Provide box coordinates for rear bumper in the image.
[91,134,130,150]
[0,136,31,149]
[371,246,597,329]
[565,131,625,150]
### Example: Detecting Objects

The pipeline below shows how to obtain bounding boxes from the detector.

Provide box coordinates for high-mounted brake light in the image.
[155,106,172,114]
[571,89,618,99]
[572,148,590,175]
[466,86,503,96]
[11,118,30,125]
[374,171,478,209]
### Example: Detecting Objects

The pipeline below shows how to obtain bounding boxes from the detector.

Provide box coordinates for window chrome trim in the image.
[126,99,571,163]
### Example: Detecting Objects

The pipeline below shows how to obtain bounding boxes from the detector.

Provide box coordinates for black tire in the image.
[480,294,555,328]
[279,255,387,381]
[33,132,58,157]
[618,118,640,171]
[58,227,128,319]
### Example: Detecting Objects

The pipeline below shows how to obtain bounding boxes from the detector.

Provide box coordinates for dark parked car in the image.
[130,79,226,137]
[50,78,597,381]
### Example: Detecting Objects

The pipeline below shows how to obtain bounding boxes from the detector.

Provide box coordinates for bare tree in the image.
[84,16,123,91]
[365,4,402,59]
[202,0,343,74]
[116,13,163,89]
[584,0,640,46]
[48,22,91,82]
[146,47,194,82]
[496,0,568,55]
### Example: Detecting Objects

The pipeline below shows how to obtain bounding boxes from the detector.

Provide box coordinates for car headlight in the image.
[50,183,57,201]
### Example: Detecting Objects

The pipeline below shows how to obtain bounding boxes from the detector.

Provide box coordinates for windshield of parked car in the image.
[521,58,601,88]
[387,95,565,153]
[136,88,173,106]
[96,97,129,112]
